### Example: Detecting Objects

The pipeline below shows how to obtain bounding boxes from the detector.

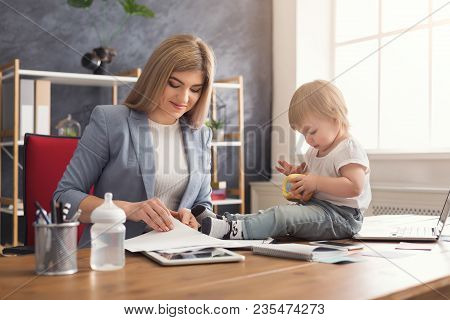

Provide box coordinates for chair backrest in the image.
[24,134,85,245]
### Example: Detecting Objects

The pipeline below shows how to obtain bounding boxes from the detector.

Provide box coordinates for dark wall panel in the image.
[0,0,272,212]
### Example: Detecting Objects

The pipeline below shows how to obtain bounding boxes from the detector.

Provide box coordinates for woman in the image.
[53,34,215,245]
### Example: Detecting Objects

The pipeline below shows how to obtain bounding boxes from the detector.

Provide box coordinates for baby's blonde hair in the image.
[288,80,349,132]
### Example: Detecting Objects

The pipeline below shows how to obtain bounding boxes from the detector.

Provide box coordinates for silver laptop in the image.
[354,190,450,241]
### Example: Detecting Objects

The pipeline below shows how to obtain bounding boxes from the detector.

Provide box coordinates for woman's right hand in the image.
[120,198,174,232]
[275,160,307,176]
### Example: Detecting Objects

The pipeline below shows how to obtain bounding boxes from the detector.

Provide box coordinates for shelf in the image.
[0,69,240,88]
[2,69,138,87]
[212,82,241,89]
[0,140,24,147]
[0,60,245,246]
[211,141,242,147]
[0,208,24,216]
[0,140,241,148]
[210,76,244,213]
[0,59,143,247]
[0,140,242,148]
[212,198,242,206]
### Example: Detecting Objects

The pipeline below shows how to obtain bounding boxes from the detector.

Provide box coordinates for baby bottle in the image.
[90,193,126,271]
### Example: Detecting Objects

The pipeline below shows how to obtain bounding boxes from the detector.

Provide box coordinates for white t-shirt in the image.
[148,119,189,211]
[304,137,371,212]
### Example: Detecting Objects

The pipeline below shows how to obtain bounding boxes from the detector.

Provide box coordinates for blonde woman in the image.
[203,80,371,241]
[54,34,216,245]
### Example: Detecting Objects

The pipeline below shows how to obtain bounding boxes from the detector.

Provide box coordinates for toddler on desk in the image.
[199,80,372,241]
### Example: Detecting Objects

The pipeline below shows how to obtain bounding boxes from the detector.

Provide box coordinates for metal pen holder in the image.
[34,222,79,275]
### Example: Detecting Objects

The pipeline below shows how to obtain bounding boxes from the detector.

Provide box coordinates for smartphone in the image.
[309,241,364,251]
[1,245,34,256]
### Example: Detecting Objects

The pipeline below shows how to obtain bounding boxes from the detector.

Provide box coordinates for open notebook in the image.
[252,243,348,262]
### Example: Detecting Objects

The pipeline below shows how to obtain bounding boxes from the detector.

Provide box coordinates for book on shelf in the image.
[211,181,227,200]
[34,80,51,135]
[20,79,35,140]
[2,79,35,141]
[211,189,226,200]
[252,243,348,262]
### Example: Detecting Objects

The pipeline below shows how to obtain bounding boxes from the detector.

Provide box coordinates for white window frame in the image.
[332,0,450,157]
[271,0,450,191]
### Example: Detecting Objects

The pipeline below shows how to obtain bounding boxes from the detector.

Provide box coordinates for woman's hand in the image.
[275,160,307,176]
[171,208,200,230]
[290,174,319,196]
[120,198,174,232]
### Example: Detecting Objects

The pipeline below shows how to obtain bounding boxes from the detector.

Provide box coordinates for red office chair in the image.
[24,133,85,246]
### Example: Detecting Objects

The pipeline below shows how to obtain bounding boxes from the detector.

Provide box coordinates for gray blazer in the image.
[53,105,212,245]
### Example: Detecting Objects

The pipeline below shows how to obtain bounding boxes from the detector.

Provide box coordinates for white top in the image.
[304,137,372,212]
[148,119,189,211]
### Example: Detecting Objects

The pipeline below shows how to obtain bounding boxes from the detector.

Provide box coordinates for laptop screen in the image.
[436,190,450,235]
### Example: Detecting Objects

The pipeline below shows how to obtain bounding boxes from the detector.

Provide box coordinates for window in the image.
[334,0,450,151]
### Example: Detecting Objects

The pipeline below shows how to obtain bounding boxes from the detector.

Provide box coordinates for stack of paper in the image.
[124,217,270,252]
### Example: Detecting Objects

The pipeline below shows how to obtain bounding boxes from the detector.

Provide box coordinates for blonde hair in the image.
[124,34,215,128]
[288,80,349,132]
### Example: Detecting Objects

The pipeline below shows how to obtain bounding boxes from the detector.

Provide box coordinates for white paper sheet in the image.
[124,217,224,252]
[395,242,436,251]
[361,250,415,259]
[124,217,272,252]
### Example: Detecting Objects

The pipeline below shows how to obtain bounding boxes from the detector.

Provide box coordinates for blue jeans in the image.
[224,199,363,240]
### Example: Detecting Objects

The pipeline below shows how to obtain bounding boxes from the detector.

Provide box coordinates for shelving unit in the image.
[0,59,245,246]
[210,76,245,214]
[0,59,141,246]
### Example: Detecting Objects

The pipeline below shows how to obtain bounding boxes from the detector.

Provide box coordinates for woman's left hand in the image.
[291,174,319,196]
[170,208,200,230]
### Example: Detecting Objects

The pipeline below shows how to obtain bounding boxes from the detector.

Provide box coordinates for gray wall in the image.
[0,0,272,212]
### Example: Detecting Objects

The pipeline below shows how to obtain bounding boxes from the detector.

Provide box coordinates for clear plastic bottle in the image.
[90,193,126,271]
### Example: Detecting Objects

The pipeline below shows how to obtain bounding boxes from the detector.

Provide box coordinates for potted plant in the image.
[67,0,155,74]
[205,119,225,141]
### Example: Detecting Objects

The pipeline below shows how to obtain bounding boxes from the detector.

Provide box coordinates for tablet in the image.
[142,248,245,266]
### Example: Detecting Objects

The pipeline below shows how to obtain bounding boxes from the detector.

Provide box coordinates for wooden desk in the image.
[1,241,449,300]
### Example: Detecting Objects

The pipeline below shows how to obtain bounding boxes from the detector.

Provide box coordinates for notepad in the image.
[252,243,348,262]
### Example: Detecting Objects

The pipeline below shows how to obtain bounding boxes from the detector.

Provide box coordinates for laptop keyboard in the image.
[394,226,433,237]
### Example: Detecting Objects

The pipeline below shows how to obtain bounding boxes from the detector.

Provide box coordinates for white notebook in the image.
[252,243,348,262]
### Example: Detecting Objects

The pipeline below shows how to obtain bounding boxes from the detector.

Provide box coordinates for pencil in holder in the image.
[34,222,79,275]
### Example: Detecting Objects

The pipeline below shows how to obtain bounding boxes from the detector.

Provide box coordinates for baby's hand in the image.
[290,174,318,196]
[275,160,307,176]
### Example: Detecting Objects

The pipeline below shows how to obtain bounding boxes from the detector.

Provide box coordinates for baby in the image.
[199,80,371,241]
